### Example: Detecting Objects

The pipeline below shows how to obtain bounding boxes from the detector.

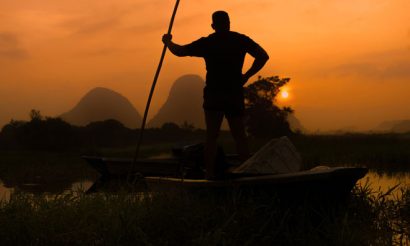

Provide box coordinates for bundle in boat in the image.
[233,136,302,175]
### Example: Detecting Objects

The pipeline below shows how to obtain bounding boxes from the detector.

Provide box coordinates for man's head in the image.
[211,11,230,32]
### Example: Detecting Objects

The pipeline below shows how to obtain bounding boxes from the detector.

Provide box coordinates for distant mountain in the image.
[392,120,410,133]
[375,120,410,133]
[148,74,206,128]
[376,120,403,131]
[287,114,306,133]
[60,87,142,128]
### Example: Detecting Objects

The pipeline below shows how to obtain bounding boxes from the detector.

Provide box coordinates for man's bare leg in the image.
[204,110,224,179]
[227,115,250,162]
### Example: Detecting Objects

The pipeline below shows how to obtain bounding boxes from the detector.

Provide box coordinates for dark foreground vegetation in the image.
[0,184,409,245]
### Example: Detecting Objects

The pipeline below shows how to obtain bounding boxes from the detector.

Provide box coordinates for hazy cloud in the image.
[73,18,120,36]
[384,60,410,78]
[318,48,410,80]
[81,47,130,57]
[332,60,410,79]
[60,0,169,37]
[127,21,165,35]
[62,14,123,37]
[127,13,204,35]
[0,32,28,59]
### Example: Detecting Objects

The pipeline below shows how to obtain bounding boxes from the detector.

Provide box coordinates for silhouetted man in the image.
[163,11,269,179]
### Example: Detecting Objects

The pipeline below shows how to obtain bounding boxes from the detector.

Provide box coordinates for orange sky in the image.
[0,0,409,131]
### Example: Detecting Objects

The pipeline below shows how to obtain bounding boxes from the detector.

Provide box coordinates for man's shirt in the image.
[183,31,262,90]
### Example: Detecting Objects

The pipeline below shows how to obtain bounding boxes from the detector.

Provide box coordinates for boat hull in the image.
[82,156,368,203]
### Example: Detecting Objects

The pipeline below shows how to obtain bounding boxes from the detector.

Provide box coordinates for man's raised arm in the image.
[242,45,269,84]
[162,34,189,57]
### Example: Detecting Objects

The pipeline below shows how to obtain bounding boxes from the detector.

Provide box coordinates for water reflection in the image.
[0,178,94,200]
[0,180,13,201]
[70,180,94,192]
[358,171,410,196]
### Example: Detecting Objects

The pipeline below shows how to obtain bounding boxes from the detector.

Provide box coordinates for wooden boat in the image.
[82,156,368,201]
[145,166,367,188]
[145,166,368,202]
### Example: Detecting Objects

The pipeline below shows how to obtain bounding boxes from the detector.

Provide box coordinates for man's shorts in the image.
[203,87,245,117]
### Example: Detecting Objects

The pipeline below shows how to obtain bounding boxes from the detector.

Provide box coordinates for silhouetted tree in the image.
[161,122,180,131]
[0,119,26,148]
[181,121,195,131]
[0,114,208,150]
[244,76,294,138]
[29,109,43,121]
[85,119,133,147]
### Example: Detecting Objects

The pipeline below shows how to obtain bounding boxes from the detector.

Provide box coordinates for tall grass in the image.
[0,184,408,245]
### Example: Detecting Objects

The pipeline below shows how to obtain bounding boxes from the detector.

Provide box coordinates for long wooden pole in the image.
[131,0,181,174]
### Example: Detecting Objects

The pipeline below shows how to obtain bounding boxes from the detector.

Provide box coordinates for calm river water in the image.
[1,171,409,201]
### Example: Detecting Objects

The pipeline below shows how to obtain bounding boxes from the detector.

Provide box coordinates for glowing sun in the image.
[280,90,289,99]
